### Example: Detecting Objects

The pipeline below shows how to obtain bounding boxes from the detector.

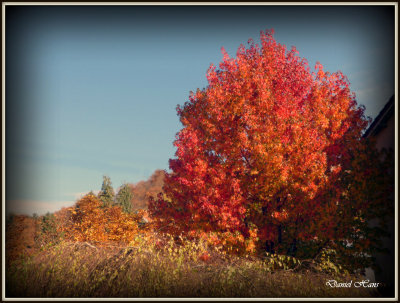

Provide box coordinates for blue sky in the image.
[5,5,395,215]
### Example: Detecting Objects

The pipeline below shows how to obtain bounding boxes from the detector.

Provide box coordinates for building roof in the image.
[363,95,395,138]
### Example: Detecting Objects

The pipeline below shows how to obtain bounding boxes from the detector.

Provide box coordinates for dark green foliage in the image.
[98,176,115,207]
[116,183,133,214]
[37,212,63,248]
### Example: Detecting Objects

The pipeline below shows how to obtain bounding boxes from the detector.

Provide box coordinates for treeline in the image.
[94,170,165,213]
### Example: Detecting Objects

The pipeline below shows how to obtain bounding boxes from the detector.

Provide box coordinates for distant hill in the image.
[129,170,165,210]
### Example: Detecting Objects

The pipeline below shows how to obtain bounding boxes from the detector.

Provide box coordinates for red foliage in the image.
[198,252,211,263]
[149,30,393,263]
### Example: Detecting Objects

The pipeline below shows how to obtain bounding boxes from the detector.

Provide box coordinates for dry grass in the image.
[6,236,379,298]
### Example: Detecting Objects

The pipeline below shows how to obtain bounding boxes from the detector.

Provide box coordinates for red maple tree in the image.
[149,30,393,269]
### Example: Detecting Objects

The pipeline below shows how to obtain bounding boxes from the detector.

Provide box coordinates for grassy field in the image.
[6,227,379,299]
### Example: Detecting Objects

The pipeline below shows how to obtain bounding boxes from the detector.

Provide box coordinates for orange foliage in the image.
[129,170,165,210]
[6,215,38,265]
[60,194,143,245]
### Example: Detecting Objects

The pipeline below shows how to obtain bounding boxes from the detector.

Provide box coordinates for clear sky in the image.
[5,5,395,215]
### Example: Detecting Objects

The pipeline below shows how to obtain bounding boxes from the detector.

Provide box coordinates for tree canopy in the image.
[149,30,393,270]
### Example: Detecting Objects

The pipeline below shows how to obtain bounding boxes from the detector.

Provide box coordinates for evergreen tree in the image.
[116,183,133,214]
[98,175,115,207]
